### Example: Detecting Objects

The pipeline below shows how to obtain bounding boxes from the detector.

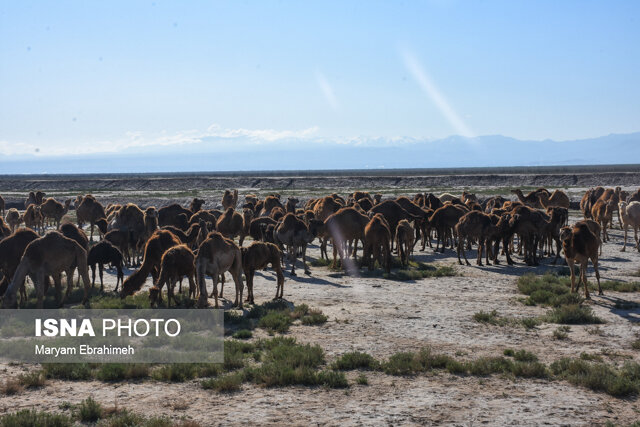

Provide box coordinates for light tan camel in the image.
[560,223,601,299]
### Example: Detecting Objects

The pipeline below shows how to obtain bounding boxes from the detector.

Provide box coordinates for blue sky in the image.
[1,0,639,160]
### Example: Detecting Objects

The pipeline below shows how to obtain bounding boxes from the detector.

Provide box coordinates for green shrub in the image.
[78,397,103,423]
[232,329,253,340]
[0,409,73,427]
[553,326,570,340]
[258,311,293,334]
[332,352,379,370]
[545,304,604,324]
[301,310,328,326]
[512,350,538,362]
[550,358,639,397]
[356,374,369,385]
[201,373,243,393]
[151,364,198,382]
[42,363,92,381]
[18,370,46,388]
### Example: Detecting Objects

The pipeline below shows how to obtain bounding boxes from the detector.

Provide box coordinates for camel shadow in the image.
[592,295,640,323]
[285,273,349,288]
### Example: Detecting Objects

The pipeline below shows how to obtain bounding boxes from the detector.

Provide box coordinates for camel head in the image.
[145,207,158,218]
[559,226,572,242]
[619,201,628,217]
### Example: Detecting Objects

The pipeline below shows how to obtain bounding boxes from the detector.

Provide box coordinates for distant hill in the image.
[1,132,639,174]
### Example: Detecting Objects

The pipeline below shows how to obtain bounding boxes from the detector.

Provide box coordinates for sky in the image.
[1,0,639,164]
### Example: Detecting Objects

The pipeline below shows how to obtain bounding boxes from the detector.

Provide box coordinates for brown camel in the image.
[618,201,640,252]
[275,213,314,275]
[5,208,22,233]
[511,189,546,209]
[76,195,107,240]
[269,206,286,221]
[60,223,89,252]
[88,241,124,292]
[362,214,391,273]
[189,198,205,213]
[110,203,146,264]
[285,197,299,213]
[313,195,343,222]
[158,201,197,229]
[104,229,133,267]
[120,229,182,298]
[395,220,414,266]
[591,199,614,242]
[222,190,239,210]
[260,195,284,217]
[216,207,244,240]
[189,209,221,227]
[0,217,10,239]
[2,231,91,308]
[454,211,495,266]
[142,207,158,242]
[508,205,548,266]
[150,245,197,307]
[249,217,278,242]
[428,204,466,253]
[560,223,602,299]
[538,190,570,209]
[161,223,201,248]
[242,241,285,304]
[370,200,421,251]
[239,208,254,246]
[0,228,39,302]
[195,231,244,308]
[40,198,70,229]
[324,207,369,270]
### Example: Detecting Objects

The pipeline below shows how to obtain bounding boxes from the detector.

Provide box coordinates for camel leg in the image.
[331,239,339,269]
[591,256,602,296]
[568,259,576,293]
[210,269,220,308]
[34,271,45,309]
[91,264,97,288]
[188,274,197,299]
[621,225,628,251]
[99,264,104,292]
[634,226,639,251]
[231,264,243,309]
[551,238,562,265]
[168,279,177,307]
[456,237,465,265]
[245,270,254,304]
[302,243,311,275]
[581,263,590,300]
[476,240,483,266]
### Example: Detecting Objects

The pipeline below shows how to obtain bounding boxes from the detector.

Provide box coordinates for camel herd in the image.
[1,185,640,309]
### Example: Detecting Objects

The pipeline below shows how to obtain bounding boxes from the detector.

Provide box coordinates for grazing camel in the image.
[0,228,39,302]
[149,245,197,307]
[222,190,239,210]
[560,223,602,299]
[275,213,314,276]
[120,230,182,298]
[2,232,91,308]
[241,241,285,304]
[618,201,640,252]
[395,220,414,266]
[454,211,495,266]
[76,195,107,240]
[216,207,244,241]
[88,241,124,292]
[5,208,22,232]
[538,190,570,209]
[40,198,71,229]
[324,207,369,270]
[195,231,244,308]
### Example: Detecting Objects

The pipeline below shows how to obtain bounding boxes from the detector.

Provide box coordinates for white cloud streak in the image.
[315,70,339,111]
[400,47,474,138]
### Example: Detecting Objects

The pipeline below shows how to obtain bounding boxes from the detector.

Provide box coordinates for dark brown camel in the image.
[242,241,285,304]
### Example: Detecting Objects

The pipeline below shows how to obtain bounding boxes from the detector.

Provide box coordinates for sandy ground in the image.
[1,190,640,425]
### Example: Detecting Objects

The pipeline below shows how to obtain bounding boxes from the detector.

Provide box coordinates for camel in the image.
[142,207,158,242]
[324,207,370,270]
[104,229,133,267]
[239,208,254,246]
[312,195,343,222]
[161,223,201,248]
[189,209,221,227]
[538,190,570,209]
[0,194,4,217]
[285,197,299,213]
[189,198,205,213]
[2,231,91,308]
[275,213,314,275]
[0,228,39,302]
[76,195,107,240]
[483,196,508,213]
[618,201,640,251]
[120,230,182,298]
[269,207,286,221]
[158,201,198,229]
[369,200,420,251]
[216,207,244,241]
[259,195,284,217]
[242,241,285,304]
[425,193,443,211]
[24,191,44,209]
[60,223,89,252]
[591,199,615,242]
[88,241,124,292]
[222,190,239,210]
[487,213,517,265]
[249,217,277,242]
[511,189,548,209]
[541,207,568,264]
[395,219,414,267]
[438,193,457,203]
[628,189,640,204]
[245,194,258,206]
[149,245,197,307]
[5,208,22,232]
[508,205,549,266]
[109,203,146,264]
[0,217,10,239]
[373,194,383,205]
[362,213,391,273]
[195,231,244,308]
[39,198,70,229]
[395,196,430,250]
[454,211,495,266]
[575,219,603,256]
[461,191,478,204]
[428,204,467,253]
[560,223,602,299]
